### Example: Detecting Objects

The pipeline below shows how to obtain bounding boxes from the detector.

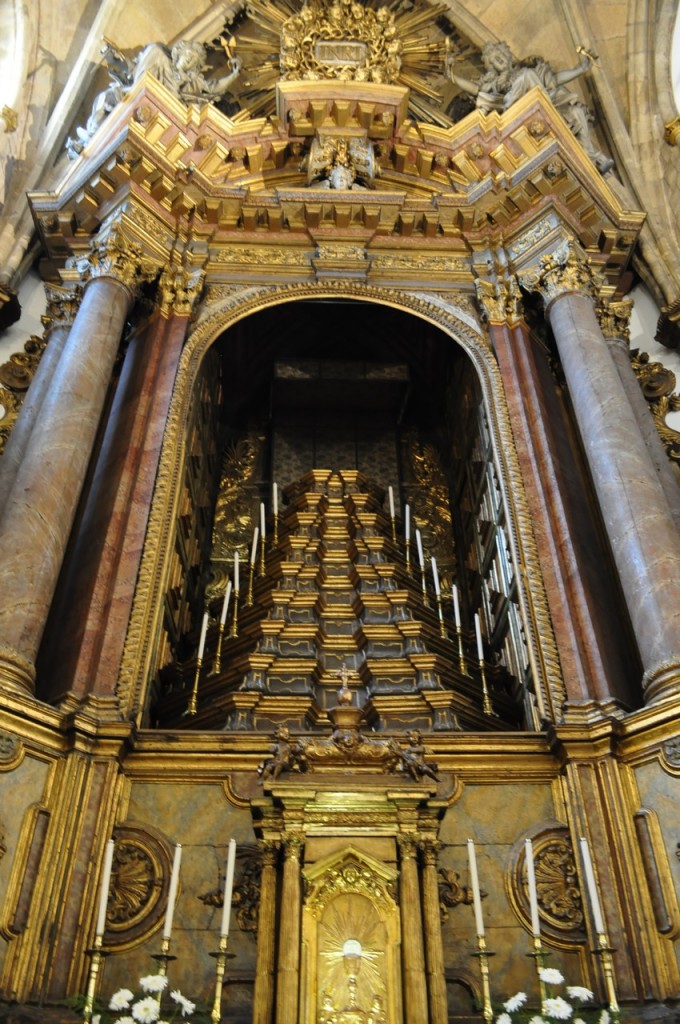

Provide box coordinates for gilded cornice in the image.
[117,280,564,729]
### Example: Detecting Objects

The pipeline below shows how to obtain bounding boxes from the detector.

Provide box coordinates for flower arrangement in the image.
[495,968,620,1024]
[92,974,196,1024]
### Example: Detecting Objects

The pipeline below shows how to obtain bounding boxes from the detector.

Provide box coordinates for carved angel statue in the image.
[257,726,306,782]
[306,136,377,189]
[391,730,440,782]
[67,38,241,158]
[447,40,613,174]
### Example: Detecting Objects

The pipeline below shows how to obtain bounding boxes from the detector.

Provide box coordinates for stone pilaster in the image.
[253,842,279,1024]
[520,240,680,705]
[398,834,429,1024]
[420,840,448,1024]
[0,227,157,695]
[275,834,303,1024]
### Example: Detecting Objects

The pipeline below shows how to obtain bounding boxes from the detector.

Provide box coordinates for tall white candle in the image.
[579,837,605,934]
[220,839,237,937]
[163,844,182,940]
[260,502,266,540]
[431,556,440,595]
[250,526,259,565]
[475,613,484,662]
[525,838,541,937]
[273,482,278,517]
[416,529,424,568]
[467,839,485,936]
[219,580,232,627]
[95,839,115,936]
[388,486,395,518]
[452,584,461,628]
[234,551,239,591]
[405,504,410,540]
[197,611,209,660]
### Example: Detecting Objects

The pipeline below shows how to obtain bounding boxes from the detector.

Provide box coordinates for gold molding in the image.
[116,280,564,727]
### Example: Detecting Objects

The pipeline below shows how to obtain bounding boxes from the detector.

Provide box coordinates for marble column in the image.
[0,285,81,521]
[520,241,680,705]
[253,842,279,1024]
[398,835,429,1024]
[597,299,680,531]
[420,841,448,1024]
[0,230,155,694]
[275,835,303,1024]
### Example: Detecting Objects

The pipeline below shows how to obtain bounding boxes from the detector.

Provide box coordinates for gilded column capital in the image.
[419,839,441,866]
[474,274,523,325]
[518,239,596,309]
[158,265,205,318]
[78,227,160,299]
[397,834,419,860]
[259,839,281,866]
[282,833,304,860]
[41,283,82,331]
[596,298,633,343]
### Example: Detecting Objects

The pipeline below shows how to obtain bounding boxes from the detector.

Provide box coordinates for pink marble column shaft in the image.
[548,291,680,704]
[0,276,133,692]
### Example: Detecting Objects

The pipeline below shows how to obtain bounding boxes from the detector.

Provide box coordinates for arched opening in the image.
[142,296,545,733]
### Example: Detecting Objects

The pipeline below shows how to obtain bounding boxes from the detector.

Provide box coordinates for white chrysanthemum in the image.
[542,996,572,1020]
[539,967,565,986]
[114,1017,135,1024]
[93,1016,101,1024]
[574,1018,586,1024]
[528,1017,546,1024]
[170,991,196,1017]
[110,989,134,1011]
[598,1011,610,1024]
[496,1013,512,1024]
[504,993,527,1012]
[140,975,168,994]
[566,987,593,1003]
[132,997,161,1024]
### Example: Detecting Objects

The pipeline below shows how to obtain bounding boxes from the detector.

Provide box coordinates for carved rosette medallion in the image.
[0,729,23,771]
[105,824,174,949]
[512,829,585,942]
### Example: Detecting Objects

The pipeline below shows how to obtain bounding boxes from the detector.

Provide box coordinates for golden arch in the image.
[117,281,564,722]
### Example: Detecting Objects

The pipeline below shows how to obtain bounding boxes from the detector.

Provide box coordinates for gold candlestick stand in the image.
[593,932,619,1014]
[435,594,447,638]
[479,658,495,717]
[471,933,495,1024]
[83,936,109,1024]
[528,935,548,1003]
[273,513,279,547]
[211,622,226,676]
[390,514,396,543]
[259,542,265,577]
[151,935,176,977]
[210,934,235,1024]
[247,562,255,605]
[185,655,202,716]
[405,537,411,573]
[420,565,429,606]
[230,589,239,638]
[456,625,468,675]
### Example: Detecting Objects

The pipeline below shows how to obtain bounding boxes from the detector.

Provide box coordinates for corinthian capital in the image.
[596,297,633,342]
[518,238,596,308]
[41,283,82,330]
[475,274,522,325]
[78,225,159,295]
[158,265,205,318]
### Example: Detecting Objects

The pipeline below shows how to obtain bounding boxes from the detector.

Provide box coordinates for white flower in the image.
[504,993,528,1012]
[114,1018,135,1024]
[598,1012,610,1024]
[566,987,593,1003]
[140,975,168,994]
[574,1018,586,1024]
[542,996,573,1020]
[93,1016,101,1024]
[110,990,134,1011]
[496,1014,512,1024]
[132,997,161,1024]
[528,1017,546,1024]
[170,991,196,1017]
[539,967,565,986]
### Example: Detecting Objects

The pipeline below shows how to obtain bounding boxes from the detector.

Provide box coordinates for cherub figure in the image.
[394,730,440,782]
[257,726,305,782]
[447,40,613,174]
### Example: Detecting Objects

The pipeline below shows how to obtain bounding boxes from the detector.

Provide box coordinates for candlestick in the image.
[247,527,259,604]
[593,931,620,1014]
[416,530,428,605]
[83,934,109,1024]
[431,556,440,595]
[212,581,232,676]
[388,486,396,542]
[221,839,237,937]
[405,504,411,571]
[234,550,240,592]
[432,556,445,636]
[579,837,605,934]
[527,934,549,1004]
[452,585,467,674]
[273,483,279,545]
[472,932,494,1024]
[525,839,541,937]
[231,553,240,638]
[250,526,259,565]
[452,584,461,629]
[259,503,266,574]
[95,838,114,936]
[475,613,494,715]
[164,844,182,940]
[151,934,176,978]
[467,839,485,936]
[210,933,235,1024]
[187,612,209,715]
[474,612,484,663]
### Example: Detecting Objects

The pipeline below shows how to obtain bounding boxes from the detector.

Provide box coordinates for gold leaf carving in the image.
[531,834,583,932]
[108,841,158,930]
[207,434,264,598]
[211,246,311,267]
[630,349,680,462]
